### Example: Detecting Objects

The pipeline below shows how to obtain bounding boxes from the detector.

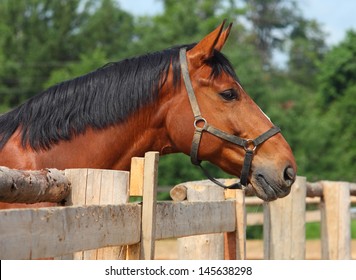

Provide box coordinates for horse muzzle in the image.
[250,165,296,201]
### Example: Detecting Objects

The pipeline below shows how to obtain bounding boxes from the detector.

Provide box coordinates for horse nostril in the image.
[284,166,296,186]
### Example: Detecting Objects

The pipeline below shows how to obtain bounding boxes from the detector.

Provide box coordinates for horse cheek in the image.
[165,109,195,155]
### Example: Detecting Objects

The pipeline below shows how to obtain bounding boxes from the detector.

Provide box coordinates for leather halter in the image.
[179,48,281,189]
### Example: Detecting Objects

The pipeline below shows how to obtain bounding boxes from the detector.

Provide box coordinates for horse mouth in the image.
[251,174,291,202]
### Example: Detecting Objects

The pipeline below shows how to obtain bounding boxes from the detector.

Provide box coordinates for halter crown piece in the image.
[179,48,281,189]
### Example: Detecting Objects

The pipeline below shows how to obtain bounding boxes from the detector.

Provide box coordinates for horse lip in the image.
[259,175,282,194]
[253,174,290,201]
[253,175,276,201]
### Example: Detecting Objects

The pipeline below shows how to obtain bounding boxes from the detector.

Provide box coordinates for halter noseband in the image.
[179,48,281,189]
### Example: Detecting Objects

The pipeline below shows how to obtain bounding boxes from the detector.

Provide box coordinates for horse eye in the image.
[219,89,238,101]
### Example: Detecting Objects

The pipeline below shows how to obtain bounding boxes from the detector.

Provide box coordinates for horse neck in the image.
[0,78,176,172]
[112,106,172,169]
[112,80,182,168]
[19,109,167,170]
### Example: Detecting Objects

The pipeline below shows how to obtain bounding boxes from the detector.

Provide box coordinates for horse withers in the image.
[0,21,296,209]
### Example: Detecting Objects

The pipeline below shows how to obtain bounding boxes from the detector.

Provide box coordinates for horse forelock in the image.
[0,43,237,151]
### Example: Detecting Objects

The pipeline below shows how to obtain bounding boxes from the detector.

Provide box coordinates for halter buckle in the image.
[243,139,257,152]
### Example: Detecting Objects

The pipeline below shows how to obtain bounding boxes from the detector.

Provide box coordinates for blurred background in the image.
[0,0,355,187]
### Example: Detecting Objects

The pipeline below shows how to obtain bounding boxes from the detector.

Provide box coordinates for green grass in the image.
[306,220,356,239]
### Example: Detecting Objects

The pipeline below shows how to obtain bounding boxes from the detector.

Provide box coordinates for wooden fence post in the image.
[263,176,307,259]
[177,182,225,259]
[224,187,246,260]
[140,152,159,260]
[61,168,129,260]
[126,151,159,260]
[320,181,351,259]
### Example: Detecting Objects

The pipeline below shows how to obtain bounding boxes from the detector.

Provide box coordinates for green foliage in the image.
[79,0,135,59]
[317,30,356,107]
[295,31,356,181]
[0,0,135,109]
[287,19,327,88]
[158,153,230,186]
[242,0,301,66]
[0,0,89,106]
[132,0,241,54]
[43,48,108,88]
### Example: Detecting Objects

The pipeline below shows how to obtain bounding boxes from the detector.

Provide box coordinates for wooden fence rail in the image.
[0,152,355,260]
[170,178,355,260]
[0,204,141,259]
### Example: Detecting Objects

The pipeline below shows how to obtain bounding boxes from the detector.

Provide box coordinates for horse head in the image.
[164,21,297,201]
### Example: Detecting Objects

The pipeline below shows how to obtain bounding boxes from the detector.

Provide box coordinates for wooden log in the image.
[306,182,324,198]
[169,184,187,201]
[0,166,70,204]
[170,179,265,198]
[306,181,356,197]
[0,204,141,259]
[263,176,307,259]
[320,181,351,259]
[62,168,130,260]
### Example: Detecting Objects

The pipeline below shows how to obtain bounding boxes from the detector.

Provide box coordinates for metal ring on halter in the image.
[194,117,208,131]
[243,139,257,152]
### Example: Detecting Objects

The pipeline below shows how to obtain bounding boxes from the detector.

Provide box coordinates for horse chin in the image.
[250,173,291,202]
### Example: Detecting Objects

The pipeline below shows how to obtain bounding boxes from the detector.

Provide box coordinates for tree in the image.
[242,0,301,67]
[0,0,135,111]
[287,19,327,88]
[317,30,356,107]
[79,0,135,59]
[132,0,241,53]
[0,0,90,108]
[296,30,356,181]
[43,49,108,88]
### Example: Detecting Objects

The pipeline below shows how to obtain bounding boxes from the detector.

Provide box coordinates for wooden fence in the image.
[0,151,355,260]
[0,152,238,260]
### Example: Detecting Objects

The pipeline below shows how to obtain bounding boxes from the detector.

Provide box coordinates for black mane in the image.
[0,44,237,150]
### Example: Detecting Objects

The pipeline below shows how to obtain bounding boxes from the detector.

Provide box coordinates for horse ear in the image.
[215,22,232,51]
[187,20,227,66]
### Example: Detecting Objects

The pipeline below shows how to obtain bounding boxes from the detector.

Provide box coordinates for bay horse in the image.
[0,21,296,209]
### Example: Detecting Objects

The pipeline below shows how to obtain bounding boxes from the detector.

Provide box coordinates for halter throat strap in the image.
[179,48,281,189]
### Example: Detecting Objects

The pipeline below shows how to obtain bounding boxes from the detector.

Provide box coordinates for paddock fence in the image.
[0,151,355,260]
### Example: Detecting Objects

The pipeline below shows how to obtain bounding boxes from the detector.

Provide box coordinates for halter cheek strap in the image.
[179,48,281,189]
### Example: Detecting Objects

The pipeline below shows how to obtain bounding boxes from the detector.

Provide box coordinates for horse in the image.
[0,21,296,210]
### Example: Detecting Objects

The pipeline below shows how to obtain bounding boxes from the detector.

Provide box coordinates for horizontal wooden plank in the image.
[307,181,356,197]
[247,210,321,226]
[246,208,356,226]
[0,204,141,259]
[155,200,236,240]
